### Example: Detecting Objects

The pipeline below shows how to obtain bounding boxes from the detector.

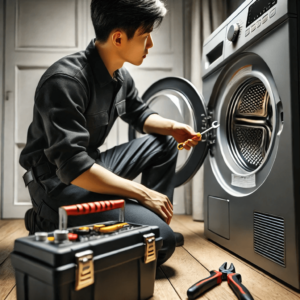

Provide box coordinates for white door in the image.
[2,0,90,218]
[2,0,185,218]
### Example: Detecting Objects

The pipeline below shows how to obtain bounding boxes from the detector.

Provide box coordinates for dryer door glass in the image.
[128,77,209,187]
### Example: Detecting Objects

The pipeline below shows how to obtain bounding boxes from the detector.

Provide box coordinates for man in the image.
[20,0,200,266]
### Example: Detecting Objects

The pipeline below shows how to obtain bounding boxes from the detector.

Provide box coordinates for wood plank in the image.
[0,257,16,300]
[161,246,237,300]
[0,219,11,230]
[0,220,27,243]
[150,267,180,300]
[5,286,16,300]
[0,220,28,265]
[171,215,300,300]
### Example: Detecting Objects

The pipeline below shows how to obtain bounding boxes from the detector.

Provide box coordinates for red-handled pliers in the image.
[187,262,254,300]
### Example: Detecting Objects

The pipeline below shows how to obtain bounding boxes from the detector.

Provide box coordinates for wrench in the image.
[177,121,220,150]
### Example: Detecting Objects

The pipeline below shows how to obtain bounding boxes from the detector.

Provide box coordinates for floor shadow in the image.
[156,265,177,279]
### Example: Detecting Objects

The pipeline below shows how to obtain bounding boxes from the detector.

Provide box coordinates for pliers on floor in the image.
[187,262,254,300]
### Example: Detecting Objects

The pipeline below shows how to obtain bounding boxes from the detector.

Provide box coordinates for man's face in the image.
[118,27,154,66]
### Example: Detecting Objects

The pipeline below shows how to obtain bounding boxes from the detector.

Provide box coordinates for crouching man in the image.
[20,0,200,266]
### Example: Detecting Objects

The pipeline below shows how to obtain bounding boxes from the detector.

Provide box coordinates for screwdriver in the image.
[99,223,129,233]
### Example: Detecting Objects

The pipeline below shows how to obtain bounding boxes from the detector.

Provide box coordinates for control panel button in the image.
[257,19,261,28]
[251,24,256,32]
[262,14,268,24]
[270,8,276,18]
[245,28,250,37]
[227,23,240,42]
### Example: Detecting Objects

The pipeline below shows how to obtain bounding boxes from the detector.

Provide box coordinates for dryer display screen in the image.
[247,0,277,27]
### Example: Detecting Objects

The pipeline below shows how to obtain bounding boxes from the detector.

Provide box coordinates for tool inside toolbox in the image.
[35,199,143,244]
[42,221,144,244]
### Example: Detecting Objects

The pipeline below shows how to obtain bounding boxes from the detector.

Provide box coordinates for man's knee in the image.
[147,134,177,158]
[157,222,176,266]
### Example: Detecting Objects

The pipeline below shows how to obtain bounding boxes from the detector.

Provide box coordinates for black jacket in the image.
[19,40,157,185]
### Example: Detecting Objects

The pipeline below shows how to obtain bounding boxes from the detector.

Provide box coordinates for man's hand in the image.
[138,187,173,225]
[171,122,200,151]
[71,164,174,225]
[143,115,200,151]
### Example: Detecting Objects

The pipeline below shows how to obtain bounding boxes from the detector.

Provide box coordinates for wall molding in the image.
[0,0,5,218]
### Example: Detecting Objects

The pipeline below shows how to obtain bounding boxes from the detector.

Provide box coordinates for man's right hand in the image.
[138,187,173,225]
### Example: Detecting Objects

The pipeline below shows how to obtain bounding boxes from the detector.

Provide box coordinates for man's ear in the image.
[112,30,123,47]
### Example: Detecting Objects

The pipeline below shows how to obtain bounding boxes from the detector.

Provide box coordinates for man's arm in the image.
[71,114,199,223]
[71,163,173,224]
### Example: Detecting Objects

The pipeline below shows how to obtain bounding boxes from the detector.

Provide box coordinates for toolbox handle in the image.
[59,200,125,230]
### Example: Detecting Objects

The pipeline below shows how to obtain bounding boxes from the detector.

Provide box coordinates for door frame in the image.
[0,0,4,219]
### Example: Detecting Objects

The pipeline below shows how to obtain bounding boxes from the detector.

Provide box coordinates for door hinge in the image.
[201,114,209,142]
[201,113,216,145]
[144,233,156,264]
[75,250,94,291]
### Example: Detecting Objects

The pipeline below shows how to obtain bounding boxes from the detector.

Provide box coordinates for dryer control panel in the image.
[247,0,277,27]
[202,0,289,78]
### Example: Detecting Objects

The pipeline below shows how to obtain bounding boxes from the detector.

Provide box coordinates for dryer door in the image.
[128,77,209,187]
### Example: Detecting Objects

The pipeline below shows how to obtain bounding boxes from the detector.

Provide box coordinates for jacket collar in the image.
[85,39,124,88]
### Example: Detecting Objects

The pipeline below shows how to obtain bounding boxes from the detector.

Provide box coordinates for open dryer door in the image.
[128,77,209,187]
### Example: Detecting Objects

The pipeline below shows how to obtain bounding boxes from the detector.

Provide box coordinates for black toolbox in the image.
[11,200,163,300]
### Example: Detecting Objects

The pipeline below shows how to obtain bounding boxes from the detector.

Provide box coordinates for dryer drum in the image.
[227,78,273,172]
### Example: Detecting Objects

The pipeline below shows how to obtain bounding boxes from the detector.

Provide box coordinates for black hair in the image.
[91,0,167,43]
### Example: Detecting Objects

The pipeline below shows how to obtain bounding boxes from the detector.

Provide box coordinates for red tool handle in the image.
[227,273,254,300]
[62,200,125,216]
[187,270,222,299]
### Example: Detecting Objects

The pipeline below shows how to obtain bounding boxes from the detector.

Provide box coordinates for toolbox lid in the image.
[12,222,161,268]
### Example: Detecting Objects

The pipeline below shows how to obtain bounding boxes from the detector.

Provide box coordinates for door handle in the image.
[5,91,12,101]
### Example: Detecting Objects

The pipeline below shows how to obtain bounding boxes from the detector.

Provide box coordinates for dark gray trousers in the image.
[27,134,178,266]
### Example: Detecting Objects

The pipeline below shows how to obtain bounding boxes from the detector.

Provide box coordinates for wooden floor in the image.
[1,215,300,300]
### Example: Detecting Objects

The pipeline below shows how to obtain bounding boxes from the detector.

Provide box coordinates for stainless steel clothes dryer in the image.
[202,0,300,289]
[128,0,300,289]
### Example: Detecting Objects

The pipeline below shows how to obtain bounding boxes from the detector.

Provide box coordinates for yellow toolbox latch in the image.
[75,250,94,291]
[143,233,156,264]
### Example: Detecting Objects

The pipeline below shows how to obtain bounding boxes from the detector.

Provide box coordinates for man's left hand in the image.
[171,122,201,151]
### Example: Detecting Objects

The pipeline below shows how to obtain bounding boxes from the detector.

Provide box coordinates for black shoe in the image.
[174,232,184,247]
[24,208,36,235]
[24,208,56,235]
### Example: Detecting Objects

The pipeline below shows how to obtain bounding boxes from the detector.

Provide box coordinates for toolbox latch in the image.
[143,233,156,264]
[75,250,94,291]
